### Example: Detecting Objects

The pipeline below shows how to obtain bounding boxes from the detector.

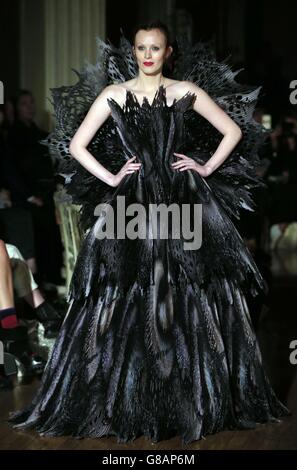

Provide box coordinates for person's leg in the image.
[6,243,39,299]
[0,240,19,384]
[0,240,18,328]
[23,288,44,308]
[23,286,63,339]
[0,242,46,375]
[26,257,37,274]
[0,240,14,307]
[6,243,63,338]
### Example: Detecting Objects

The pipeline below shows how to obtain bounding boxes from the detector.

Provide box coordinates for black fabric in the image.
[4,120,51,203]
[0,207,35,259]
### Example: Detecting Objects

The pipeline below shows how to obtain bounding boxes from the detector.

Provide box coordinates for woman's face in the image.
[133,28,172,76]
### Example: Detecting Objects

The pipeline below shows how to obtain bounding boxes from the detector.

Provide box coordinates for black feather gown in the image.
[7,35,290,444]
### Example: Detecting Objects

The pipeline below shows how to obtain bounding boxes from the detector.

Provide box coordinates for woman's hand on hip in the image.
[109,156,141,187]
[171,153,212,177]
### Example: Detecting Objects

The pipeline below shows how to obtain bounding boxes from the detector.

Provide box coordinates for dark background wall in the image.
[0,0,20,98]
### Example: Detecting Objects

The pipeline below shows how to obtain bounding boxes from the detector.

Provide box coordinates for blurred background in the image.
[0,0,297,450]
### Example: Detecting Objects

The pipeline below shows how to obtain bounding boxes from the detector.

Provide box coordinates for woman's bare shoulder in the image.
[171,80,202,96]
[105,80,140,98]
[164,80,201,103]
[100,83,128,104]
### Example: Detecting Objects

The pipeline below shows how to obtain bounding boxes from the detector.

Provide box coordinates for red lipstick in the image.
[143,61,154,66]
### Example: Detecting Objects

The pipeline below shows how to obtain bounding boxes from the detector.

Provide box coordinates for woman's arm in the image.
[69,85,142,187]
[69,85,116,185]
[173,81,242,176]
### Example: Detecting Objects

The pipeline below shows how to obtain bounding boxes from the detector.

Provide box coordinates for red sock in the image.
[0,307,19,329]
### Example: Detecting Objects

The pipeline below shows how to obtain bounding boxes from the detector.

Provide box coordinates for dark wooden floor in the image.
[1,251,297,450]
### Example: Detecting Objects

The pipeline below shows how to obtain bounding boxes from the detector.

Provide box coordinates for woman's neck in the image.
[133,73,166,93]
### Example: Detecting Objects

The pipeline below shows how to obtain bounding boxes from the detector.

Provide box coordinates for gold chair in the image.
[54,187,84,291]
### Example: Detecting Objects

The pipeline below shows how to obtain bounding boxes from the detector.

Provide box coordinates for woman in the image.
[8,21,290,444]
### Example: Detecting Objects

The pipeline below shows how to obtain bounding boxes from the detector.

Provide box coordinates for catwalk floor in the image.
[1,250,297,450]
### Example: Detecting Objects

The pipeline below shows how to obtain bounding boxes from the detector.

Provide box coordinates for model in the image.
[8,21,290,444]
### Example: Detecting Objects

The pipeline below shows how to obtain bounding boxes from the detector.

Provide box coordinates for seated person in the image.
[0,240,63,385]
[6,243,63,338]
[0,239,44,384]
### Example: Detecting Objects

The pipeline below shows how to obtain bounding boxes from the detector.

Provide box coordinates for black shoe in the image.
[35,302,63,338]
[14,351,46,376]
[3,335,46,377]
[35,301,63,323]
[43,320,61,339]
